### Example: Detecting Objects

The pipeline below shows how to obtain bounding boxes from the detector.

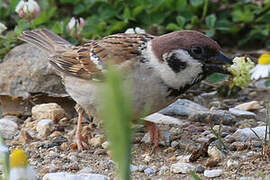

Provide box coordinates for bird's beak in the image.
[213,52,233,65]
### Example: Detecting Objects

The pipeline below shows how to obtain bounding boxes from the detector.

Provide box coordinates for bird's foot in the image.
[71,133,89,151]
[145,121,161,152]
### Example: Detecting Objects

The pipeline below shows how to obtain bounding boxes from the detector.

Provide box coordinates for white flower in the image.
[9,148,37,180]
[9,166,37,180]
[250,53,270,80]
[125,27,146,34]
[15,0,40,20]
[67,17,76,31]
[0,22,7,34]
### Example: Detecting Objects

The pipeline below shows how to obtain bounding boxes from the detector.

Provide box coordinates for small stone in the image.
[231,142,248,151]
[203,169,223,178]
[170,162,196,174]
[42,172,108,180]
[171,141,179,148]
[130,164,138,172]
[89,136,105,147]
[207,146,224,161]
[138,165,147,172]
[195,165,205,173]
[0,116,19,139]
[32,103,66,122]
[229,108,256,118]
[142,153,151,163]
[18,130,33,143]
[176,155,191,163]
[144,167,157,176]
[205,159,219,167]
[197,137,209,143]
[36,119,54,138]
[234,101,262,111]
[159,165,169,175]
[78,167,94,174]
[253,141,262,148]
[101,141,110,149]
[226,159,239,168]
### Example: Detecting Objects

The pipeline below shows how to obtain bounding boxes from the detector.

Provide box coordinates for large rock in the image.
[160,99,236,125]
[0,44,76,116]
[0,116,19,139]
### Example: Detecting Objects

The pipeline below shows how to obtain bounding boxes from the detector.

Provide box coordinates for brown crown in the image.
[151,30,221,61]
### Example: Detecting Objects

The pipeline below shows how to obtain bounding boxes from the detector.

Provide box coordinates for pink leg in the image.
[145,121,160,148]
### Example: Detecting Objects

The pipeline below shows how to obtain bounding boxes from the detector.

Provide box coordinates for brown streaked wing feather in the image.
[93,33,154,64]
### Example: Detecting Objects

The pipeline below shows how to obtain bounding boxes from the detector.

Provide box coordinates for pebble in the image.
[229,108,256,118]
[232,126,269,142]
[176,155,191,163]
[78,167,94,174]
[253,141,262,148]
[195,165,205,173]
[226,159,239,168]
[234,101,262,111]
[42,172,108,180]
[142,153,151,163]
[203,169,223,178]
[32,103,66,122]
[207,146,224,161]
[231,142,248,151]
[36,119,54,138]
[101,141,110,149]
[144,167,157,176]
[159,165,169,175]
[130,164,139,172]
[171,140,179,148]
[0,116,19,139]
[138,165,147,172]
[89,136,105,147]
[170,162,196,174]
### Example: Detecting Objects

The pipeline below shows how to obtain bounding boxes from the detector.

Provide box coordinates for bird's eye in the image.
[191,46,203,55]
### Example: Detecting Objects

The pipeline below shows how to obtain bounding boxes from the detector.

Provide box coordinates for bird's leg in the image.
[145,121,160,149]
[74,104,89,151]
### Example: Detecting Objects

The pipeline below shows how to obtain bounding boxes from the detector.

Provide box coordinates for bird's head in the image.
[149,30,232,89]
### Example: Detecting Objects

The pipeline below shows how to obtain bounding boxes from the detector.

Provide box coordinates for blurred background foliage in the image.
[1,0,270,59]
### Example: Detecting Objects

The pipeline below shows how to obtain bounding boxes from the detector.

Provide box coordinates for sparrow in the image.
[19,29,232,151]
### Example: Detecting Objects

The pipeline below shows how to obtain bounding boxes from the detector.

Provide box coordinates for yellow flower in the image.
[251,53,270,80]
[9,148,37,180]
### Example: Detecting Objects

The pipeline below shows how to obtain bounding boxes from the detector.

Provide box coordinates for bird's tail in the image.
[18,29,72,54]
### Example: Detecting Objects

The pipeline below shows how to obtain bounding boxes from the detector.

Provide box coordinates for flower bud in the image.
[15,0,40,20]
[66,17,86,37]
[0,22,7,34]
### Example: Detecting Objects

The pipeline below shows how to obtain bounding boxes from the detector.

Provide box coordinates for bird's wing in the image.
[19,29,154,80]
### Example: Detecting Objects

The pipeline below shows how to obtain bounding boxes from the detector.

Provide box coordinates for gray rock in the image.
[144,167,157,176]
[232,126,269,142]
[207,146,224,161]
[0,44,76,117]
[160,99,236,125]
[0,116,19,139]
[195,165,205,173]
[144,113,184,125]
[138,165,147,172]
[160,99,209,117]
[189,110,236,125]
[0,44,65,97]
[226,159,239,168]
[78,167,94,174]
[203,169,223,178]
[42,172,108,180]
[170,162,195,174]
[229,108,256,118]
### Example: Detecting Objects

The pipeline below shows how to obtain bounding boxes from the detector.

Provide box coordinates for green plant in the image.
[99,65,133,180]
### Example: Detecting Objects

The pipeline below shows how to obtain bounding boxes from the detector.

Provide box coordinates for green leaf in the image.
[176,0,187,10]
[190,0,203,7]
[166,23,180,31]
[123,7,132,22]
[232,6,254,23]
[33,7,57,26]
[176,16,186,28]
[207,73,227,83]
[51,21,65,34]
[99,65,133,180]
[205,14,216,28]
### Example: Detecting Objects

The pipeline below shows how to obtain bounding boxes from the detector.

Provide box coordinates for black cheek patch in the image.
[167,54,187,73]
